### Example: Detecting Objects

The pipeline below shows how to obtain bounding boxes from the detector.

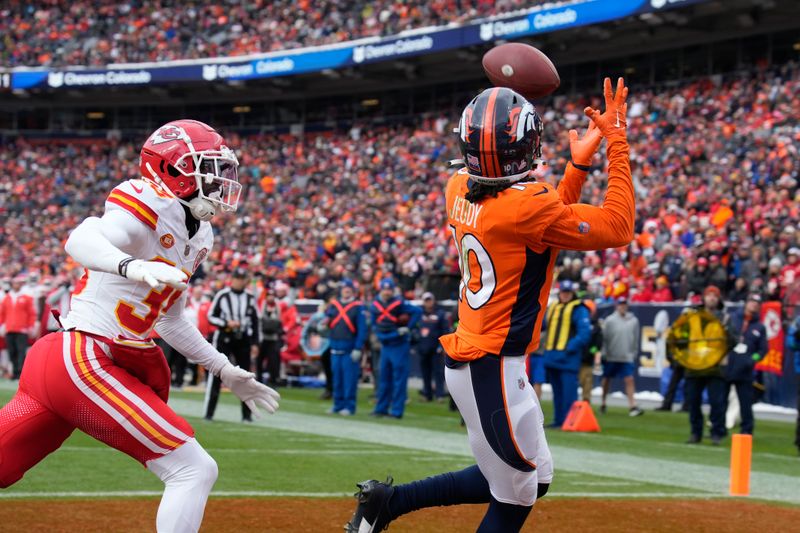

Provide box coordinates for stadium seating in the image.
[1,0,542,67]
[1,65,798,310]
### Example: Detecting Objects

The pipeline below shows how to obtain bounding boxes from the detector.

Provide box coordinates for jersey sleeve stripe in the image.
[108,191,158,230]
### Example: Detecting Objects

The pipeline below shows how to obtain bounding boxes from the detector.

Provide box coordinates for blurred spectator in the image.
[543,280,590,427]
[415,291,448,402]
[687,257,710,296]
[0,275,37,379]
[600,297,643,417]
[724,293,767,435]
[684,286,732,446]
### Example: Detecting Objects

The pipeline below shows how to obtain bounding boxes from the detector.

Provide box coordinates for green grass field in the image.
[1,383,798,506]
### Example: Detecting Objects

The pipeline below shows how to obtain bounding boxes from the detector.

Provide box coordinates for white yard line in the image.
[166,398,800,505]
[0,490,719,500]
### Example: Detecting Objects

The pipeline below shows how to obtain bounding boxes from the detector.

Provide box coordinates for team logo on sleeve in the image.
[159,233,175,249]
[518,377,526,390]
[578,222,591,234]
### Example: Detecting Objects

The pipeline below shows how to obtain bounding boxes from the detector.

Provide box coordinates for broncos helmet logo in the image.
[458,106,475,143]
[506,102,536,143]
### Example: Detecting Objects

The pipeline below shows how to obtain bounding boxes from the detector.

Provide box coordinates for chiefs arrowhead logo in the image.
[159,233,175,249]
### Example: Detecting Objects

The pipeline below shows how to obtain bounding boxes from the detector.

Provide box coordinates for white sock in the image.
[147,438,218,533]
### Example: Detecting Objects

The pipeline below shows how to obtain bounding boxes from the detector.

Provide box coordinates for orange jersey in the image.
[440,138,634,361]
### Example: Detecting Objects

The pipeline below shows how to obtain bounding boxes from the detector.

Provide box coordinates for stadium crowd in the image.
[2,0,542,67]
[1,63,799,314]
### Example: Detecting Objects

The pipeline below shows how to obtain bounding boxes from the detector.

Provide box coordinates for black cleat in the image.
[345,477,395,532]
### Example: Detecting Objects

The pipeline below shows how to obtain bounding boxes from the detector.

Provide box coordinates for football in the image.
[482,42,560,100]
[396,313,410,326]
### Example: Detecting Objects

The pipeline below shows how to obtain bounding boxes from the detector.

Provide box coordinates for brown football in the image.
[396,314,410,326]
[482,43,560,100]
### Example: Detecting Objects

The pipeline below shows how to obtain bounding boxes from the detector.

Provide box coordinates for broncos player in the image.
[0,120,280,533]
[346,78,633,532]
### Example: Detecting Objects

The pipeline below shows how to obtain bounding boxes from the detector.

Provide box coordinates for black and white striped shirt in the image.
[207,287,260,345]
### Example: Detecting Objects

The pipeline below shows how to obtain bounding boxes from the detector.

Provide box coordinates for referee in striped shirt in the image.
[204,268,261,422]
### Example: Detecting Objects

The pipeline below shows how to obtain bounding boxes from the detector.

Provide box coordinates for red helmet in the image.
[139,119,241,217]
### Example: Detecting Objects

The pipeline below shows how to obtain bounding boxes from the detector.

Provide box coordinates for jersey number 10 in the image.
[450,226,496,310]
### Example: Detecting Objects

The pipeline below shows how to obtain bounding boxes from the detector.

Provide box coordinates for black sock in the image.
[476,496,532,533]
[387,464,491,519]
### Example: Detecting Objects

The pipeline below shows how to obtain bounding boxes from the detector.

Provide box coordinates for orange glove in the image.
[568,120,602,167]
[584,77,628,141]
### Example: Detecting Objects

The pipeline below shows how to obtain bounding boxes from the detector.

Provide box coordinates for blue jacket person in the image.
[370,278,421,418]
[325,279,368,415]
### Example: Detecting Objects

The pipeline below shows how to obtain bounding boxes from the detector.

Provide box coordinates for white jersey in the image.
[62,178,213,340]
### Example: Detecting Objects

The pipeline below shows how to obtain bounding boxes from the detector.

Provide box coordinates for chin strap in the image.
[176,196,215,221]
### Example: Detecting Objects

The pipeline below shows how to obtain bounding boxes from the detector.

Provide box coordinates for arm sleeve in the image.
[633,320,641,357]
[155,293,230,375]
[541,137,635,251]
[64,210,150,275]
[566,306,592,352]
[206,291,227,328]
[557,162,590,205]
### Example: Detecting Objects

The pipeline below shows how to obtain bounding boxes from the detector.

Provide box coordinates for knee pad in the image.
[148,438,218,490]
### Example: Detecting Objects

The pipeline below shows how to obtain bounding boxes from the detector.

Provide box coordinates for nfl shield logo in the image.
[202,64,218,81]
[48,72,64,88]
[480,23,494,42]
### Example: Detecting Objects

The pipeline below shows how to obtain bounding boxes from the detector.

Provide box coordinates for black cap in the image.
[232,268,248,279]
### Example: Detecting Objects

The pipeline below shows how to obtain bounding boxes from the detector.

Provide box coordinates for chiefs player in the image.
[0,120,279,532]
[347,79,633,532]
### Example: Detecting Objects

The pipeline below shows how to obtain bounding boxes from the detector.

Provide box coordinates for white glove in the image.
[351,349,362,363]
[124,259,188,291]
[397,327,409,337]
[220,364,280,418]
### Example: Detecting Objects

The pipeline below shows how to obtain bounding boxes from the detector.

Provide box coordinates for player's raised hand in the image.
[584,77,628,139]
[123,259,189,291]
[568,119,602,167]
[220,364,281,418]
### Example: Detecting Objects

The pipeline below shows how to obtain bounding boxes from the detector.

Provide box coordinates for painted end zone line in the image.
[0,490,720,500]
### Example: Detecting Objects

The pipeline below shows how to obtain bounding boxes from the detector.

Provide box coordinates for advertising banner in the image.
[11,0,710,90]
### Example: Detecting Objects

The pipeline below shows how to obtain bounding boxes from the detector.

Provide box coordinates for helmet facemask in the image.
[171,146,242,220]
